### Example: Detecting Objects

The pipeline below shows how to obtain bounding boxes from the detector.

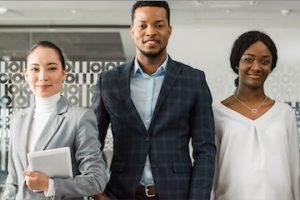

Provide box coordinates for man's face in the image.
[130,6,172,58]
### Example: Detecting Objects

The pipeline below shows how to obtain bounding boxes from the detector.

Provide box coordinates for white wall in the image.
[168,26,300,103]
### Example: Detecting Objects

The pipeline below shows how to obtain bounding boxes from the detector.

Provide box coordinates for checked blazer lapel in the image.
[118,61,148,133]
[149,58,182,133]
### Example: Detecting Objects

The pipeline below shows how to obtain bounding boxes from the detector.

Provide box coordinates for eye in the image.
[138,24,147,29]
[156,23,164,28]
[49,66,58,71]
[243,57,254,63]
[29,67,39,72]
[262,59,271,65]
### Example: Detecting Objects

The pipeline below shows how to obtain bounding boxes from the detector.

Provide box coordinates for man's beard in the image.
[138,46,166,58]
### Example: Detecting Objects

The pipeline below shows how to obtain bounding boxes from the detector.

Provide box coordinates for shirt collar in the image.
[132,56,168,77]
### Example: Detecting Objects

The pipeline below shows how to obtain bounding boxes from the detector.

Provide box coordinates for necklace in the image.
[233,93,268,114]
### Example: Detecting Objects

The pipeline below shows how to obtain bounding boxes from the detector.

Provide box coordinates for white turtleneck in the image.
[27,93,60,153]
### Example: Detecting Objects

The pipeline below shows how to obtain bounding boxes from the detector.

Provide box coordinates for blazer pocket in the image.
[172,163,192,174]
[110,162,125,172]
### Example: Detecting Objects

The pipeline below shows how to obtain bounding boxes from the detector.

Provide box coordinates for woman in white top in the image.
[211,30,300,200]
[2,41,107,200]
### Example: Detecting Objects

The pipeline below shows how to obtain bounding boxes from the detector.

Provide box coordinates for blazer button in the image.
[145,137,150,142]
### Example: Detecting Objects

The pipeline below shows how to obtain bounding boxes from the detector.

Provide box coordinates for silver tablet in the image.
[27,147,73,178]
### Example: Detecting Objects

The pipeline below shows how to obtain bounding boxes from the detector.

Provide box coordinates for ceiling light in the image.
[249,1,255,6]
[280,9,291,16]
[195,1,256,8]
[225,9,232,14]
[193,1,202,7]
[0,7,8,15]
[48,28,56,32]
[70,9,77,15]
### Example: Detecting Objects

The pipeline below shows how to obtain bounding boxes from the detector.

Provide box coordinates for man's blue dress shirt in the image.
[130,56,168,185]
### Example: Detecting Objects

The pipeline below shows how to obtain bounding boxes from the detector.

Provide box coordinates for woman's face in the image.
[24,46,66,97]
[238,41,273,89]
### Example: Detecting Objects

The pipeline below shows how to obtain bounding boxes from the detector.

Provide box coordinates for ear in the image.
[130,25,134,39]
[62,69,67,82]
[168,25,172,36]
[23,68,28,82]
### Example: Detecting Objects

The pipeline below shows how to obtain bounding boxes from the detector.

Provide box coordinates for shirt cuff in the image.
[44,178,55,197]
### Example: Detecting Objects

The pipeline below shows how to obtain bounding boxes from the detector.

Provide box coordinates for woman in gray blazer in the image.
[2,41,107,200]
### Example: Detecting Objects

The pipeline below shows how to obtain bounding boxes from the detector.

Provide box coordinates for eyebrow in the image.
[28,63,39,67]
[243,53,271,58]
[47,62,59,66]
[136,19,165,23]
[28,62,59,67]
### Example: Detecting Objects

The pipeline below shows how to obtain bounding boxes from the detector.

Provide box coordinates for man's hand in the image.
[23,170,49,191]
[93,193,110,200]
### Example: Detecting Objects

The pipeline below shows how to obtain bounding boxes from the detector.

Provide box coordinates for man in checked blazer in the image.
[91,1,216,200]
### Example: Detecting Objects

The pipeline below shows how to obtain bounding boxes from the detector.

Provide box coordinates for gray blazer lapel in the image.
[119,61,148,133]
[17,107,34,168]
[33,96,67,151]
[151,58,182,127]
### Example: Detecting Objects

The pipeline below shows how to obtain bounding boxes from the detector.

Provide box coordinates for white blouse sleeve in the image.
[287,109,300,200]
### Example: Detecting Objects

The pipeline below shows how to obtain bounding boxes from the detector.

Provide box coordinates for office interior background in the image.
[1,0,300,191]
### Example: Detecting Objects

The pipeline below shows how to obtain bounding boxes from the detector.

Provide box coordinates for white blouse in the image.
[211,101,300,200]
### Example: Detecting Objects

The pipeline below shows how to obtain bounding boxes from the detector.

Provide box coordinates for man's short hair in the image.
[131,1,170,25]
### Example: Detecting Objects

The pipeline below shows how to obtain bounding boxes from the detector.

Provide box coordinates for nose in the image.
[38,69,48,81]
[251,60,262,71]
[145,25,157,36]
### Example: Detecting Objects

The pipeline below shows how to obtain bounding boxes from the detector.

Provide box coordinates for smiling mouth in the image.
[143,40,160,44]
[37,85,51,89]
[248,74,262,78]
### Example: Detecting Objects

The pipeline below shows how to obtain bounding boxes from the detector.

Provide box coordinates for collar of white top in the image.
[34,93,61,114]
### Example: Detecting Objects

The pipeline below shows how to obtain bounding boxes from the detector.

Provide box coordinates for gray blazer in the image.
[2,96,107,200]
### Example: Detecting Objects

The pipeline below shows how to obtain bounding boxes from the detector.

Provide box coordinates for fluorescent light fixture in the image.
[280,9,291,15]
[194,1,256,8]
[0,7,8,15]
[70,9,77,15]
